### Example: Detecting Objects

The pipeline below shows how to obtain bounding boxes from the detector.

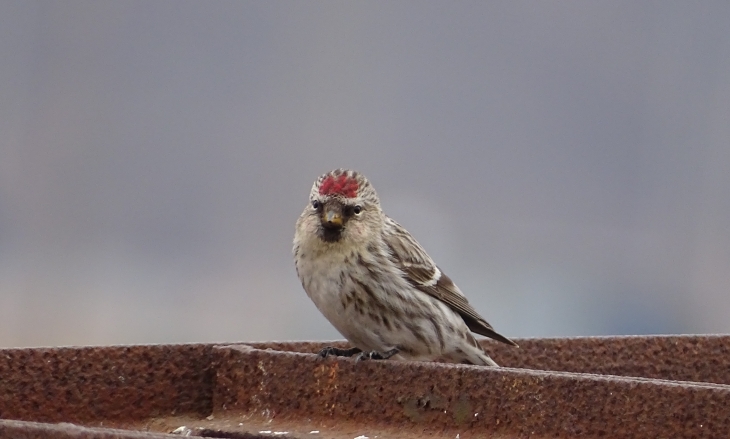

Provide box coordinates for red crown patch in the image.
[319,174,359,198]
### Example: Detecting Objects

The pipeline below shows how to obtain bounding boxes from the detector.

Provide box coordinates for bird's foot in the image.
[354,348,400,362]
[318,346,362,358]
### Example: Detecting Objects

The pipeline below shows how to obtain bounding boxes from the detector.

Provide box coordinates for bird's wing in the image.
[383,217,517,347]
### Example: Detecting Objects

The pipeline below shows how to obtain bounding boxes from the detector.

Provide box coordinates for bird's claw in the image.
[354,348,400,362]
[318,346,362,358]
[354,351,378,362]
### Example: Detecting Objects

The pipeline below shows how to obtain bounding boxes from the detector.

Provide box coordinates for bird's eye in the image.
[353,205,362,214]
[311,200,321,210]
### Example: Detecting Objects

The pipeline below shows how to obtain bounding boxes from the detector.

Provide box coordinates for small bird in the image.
[293,169,517,366]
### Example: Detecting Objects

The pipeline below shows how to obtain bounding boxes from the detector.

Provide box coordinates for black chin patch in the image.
[319,226,343,243]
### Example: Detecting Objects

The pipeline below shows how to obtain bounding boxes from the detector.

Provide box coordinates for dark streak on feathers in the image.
[383,217,518,347]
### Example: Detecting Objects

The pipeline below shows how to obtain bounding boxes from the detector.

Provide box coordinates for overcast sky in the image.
[1,2,729,347]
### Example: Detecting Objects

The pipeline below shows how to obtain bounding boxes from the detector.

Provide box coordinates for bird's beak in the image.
[322,208,344,229]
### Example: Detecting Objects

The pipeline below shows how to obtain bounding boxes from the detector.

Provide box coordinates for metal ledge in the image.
[1,335,729,438]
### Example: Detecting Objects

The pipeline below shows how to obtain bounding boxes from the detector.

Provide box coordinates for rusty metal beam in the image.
[0,336,729,438]
[0,344,214,423]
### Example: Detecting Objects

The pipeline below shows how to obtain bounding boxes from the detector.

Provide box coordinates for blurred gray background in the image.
[1,2,729,348]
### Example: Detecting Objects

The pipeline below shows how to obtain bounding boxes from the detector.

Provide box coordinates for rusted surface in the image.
[0,344,214,423]
[250,334,730,384]
[1,336,730,438]
[491,335,730,384]
[0,419,175,439]
[215,344,730,439]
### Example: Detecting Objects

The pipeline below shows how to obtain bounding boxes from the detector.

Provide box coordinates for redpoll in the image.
[293,169,516,366]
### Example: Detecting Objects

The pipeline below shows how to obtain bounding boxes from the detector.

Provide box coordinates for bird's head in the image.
[302,169,382,244]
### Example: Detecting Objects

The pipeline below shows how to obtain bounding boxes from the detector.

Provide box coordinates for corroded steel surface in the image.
[250,334,730,384]
[0,420,175,439]
[492,335,730,384]
[1,336,729,439]
[0,344,214,423]
[215,344,730,439]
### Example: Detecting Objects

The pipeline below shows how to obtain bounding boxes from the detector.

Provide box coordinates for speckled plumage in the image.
[293,169,516,366]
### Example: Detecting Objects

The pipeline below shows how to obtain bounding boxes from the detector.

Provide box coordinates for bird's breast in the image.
[296,244,351,305]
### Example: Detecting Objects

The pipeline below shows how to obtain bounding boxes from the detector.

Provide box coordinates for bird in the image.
[293,169,517,366]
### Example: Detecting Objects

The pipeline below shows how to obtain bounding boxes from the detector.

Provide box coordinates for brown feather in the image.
[384,217,518,347]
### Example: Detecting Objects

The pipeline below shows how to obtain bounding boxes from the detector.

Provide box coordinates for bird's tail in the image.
[460,332,500,367]
[475,351,499,367]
